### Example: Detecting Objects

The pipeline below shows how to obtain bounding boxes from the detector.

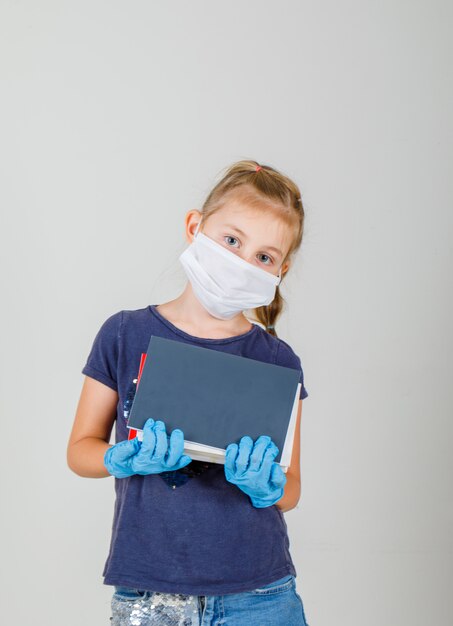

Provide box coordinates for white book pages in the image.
[279,383,301,468]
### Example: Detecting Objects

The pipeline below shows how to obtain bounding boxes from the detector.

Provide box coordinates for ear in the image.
[280,259,291,277]
[184,210,202,244]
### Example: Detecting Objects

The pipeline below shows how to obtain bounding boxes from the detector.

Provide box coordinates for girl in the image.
[67,159,310,626]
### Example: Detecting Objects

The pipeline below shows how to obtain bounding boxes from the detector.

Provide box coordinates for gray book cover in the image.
[127,335,300,465]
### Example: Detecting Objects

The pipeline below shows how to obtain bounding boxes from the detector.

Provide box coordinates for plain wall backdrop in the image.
[1,1,452,624]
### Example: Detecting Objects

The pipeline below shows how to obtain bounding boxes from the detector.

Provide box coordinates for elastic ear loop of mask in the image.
[194,220,202,238]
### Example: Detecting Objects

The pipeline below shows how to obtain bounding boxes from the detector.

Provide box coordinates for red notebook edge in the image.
[127,353,147,440]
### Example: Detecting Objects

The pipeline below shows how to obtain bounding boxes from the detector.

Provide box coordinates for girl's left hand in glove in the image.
[224,435,287,508]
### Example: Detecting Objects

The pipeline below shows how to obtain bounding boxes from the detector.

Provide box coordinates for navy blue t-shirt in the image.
[81,304,308,596]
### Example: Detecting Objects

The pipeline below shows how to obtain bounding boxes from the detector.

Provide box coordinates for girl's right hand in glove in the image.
[104,418,192,478]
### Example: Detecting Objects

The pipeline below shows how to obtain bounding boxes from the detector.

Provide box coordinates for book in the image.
[127,335,301,472]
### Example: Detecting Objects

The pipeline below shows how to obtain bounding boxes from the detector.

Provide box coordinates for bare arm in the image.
[275,399,303,513]
[67,376,119,478]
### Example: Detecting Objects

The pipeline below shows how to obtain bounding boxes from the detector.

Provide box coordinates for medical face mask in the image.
[178,220,282,320]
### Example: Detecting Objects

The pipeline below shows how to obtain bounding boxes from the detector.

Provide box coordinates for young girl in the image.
[67,160,310,626]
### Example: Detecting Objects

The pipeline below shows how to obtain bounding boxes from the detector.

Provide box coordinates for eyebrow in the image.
[223,223,283,257]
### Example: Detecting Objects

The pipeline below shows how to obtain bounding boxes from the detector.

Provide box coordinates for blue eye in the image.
[224,235,239,247]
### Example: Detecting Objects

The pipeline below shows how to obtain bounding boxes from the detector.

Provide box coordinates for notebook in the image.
[127,335,301,472]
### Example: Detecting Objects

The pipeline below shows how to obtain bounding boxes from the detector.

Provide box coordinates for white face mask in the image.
[178,220,282,320]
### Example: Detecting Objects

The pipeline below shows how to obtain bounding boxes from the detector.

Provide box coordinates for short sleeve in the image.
[275,338,309,400]
[81,311,123,392]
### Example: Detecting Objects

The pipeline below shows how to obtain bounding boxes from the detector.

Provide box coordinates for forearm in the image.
[275,473,300,513]
[67,437,113,478]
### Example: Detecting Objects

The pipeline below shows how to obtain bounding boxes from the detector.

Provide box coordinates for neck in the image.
[157,283,253,335]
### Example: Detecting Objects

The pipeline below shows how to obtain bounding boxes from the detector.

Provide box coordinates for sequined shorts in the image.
[110,574,310,625]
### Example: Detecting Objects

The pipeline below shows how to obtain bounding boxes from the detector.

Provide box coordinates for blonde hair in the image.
[199,159,305,337]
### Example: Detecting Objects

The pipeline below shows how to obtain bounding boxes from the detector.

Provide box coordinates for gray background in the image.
[1,1,452,624]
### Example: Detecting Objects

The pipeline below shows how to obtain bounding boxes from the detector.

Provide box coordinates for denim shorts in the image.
[110,574,310,625]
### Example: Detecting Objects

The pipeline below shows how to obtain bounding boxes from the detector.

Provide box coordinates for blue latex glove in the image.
[104,418,192,478]
[224,435,287,508]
